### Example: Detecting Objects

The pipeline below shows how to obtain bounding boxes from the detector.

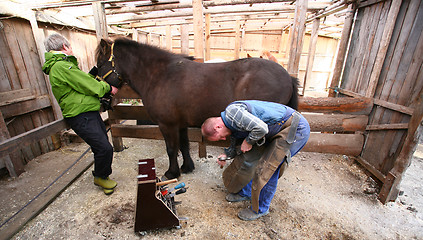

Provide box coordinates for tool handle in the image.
[156,178,178,186]
[175,188,186,195]
[174,182,185,190]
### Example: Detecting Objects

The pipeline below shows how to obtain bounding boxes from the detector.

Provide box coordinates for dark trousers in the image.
[65,111,113,178]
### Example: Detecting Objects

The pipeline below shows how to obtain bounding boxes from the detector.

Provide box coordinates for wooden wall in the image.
[339,0,423,202]
[169,29,339,94]
[0,18,56,175]
[0,18,98,176]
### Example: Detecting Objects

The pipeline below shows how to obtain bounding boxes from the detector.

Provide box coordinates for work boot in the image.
[237,208,269,221]
[94,177,117,190]
[225,193,251,202]
[103,188,114,195]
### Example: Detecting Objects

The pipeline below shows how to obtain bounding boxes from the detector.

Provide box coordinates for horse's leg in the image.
[159,124,181,179]
[179,127,195,173]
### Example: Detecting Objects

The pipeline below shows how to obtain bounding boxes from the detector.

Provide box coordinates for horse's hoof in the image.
[164,171,180,180]
[180,164,195,174]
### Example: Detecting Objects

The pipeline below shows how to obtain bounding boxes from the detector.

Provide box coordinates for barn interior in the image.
[0,0,422,239]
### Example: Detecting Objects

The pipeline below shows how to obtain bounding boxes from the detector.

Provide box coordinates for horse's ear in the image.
[100,39,109,48]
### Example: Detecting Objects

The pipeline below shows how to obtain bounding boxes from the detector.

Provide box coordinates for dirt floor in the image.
[1,129,423,239]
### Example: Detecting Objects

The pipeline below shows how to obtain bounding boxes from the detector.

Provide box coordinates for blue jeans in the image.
[239,116,310,213]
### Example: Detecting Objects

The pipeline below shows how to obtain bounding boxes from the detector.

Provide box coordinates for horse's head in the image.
[95,39,122,88]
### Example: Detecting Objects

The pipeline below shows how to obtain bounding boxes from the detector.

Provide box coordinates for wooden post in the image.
[365,0,402,98]
[303,18,320,95]
[132,28,138,42]
[166,25,172,51]
[379,91,423,203]
[0,112,23,177]
[205,13,211,61]
[328,3,356,97]
[180,24,189,55]
[192,0,204,59]
[92,2,109,41]
[234,18,241,59]
[287,0,308,78]
[28,12,62,120]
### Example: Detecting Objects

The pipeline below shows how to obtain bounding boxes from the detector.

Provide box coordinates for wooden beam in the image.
[104,0,296,15]
[365,0,402,98]
[180,24,189,55]
[303,17,320,95]
[234,18,241,59]
[192,0,204,59]
[302,133,364,156]
[205,13,211,61]
[337,88,414,115]
[0,119,68,159]
[303,113,368,132]
[287,0,307,78]
[111,3,326,23]
[328,3,356,97]
[298,96,373,115]
[92,2,109,41]
[366,123,408,131]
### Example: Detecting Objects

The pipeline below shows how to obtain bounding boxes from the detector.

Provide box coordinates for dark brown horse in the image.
[95,38,298,180]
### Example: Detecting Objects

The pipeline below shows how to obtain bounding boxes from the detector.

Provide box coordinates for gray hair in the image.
[44,33,70,52]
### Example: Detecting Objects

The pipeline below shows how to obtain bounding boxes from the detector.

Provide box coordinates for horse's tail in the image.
[287,76,299,110]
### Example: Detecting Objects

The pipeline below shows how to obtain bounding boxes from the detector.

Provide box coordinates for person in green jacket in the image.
[42,33,118,195]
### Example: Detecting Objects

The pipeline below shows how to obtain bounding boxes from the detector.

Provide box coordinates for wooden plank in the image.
[180,24,189,55]
[356,156,386,183]
[0,89,34,107]
[298,97,373,114]
[378,0,422,175]
[338,88,414,115]
[0,149,93,240]
[111,124,364,156]
[355,2,384,94]
[303,17,320,95]
[366,123,408,130]
[111,124,203,142]
[0,119,67,159]
[345,5,371,91]
[359,1,390,94]
[234,18,240,59]
[0,111,23,177]
[3,19,28,90]
[366,0,403,98]
[205,14,211,61]
[379,90,423,203]
[166,25,172,51]
[15,20,41,96]
[0,95,51,119]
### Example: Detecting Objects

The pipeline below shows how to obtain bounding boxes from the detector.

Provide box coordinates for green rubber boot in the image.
[103,188,114,195]
[94,177,117,190]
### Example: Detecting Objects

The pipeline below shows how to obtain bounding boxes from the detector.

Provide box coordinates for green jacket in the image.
[42,51,111,118]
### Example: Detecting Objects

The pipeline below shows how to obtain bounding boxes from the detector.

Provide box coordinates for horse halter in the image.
[96,42,123,87]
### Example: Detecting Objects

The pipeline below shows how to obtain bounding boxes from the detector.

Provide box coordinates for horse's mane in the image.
[95,37,192,64]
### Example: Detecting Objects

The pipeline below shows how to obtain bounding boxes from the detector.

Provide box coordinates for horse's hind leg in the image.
[159,124,181,179]
[179,127,195,174]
